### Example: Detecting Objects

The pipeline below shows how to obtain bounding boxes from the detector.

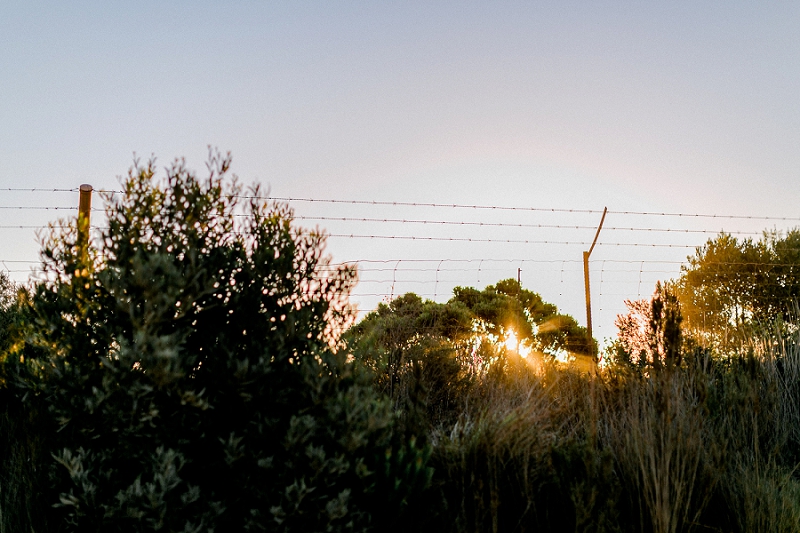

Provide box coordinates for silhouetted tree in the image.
[614,282,683,369]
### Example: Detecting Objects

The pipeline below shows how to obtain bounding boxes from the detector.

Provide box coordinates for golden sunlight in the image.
[503,328,533,358]
[504,328,519,353]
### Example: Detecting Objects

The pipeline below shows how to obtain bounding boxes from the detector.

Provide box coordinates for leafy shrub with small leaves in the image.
[10,152,404,532]
[0,273,22,367]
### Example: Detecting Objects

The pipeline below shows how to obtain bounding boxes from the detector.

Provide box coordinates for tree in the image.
[345,293,476,427]
[351,279,588,380]
[613,282,683,369]
[347,279,590,426]
[676,230,800,350]
[7,152,415,532]
[451,278,591,357]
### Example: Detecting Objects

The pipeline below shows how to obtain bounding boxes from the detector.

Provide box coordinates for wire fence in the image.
[2,187,799,342]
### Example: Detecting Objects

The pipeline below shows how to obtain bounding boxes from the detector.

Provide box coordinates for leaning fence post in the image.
[583,206,607,361]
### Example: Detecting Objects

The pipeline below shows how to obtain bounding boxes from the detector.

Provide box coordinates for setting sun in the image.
[504,328,519,353]
[504,328,534,358]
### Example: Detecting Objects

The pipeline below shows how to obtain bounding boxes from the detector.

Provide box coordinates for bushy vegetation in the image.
[349,286,800,533]
[0,154,423,532]
[342,232,800,533]
[2,154,800,532]
[676,229,800,349]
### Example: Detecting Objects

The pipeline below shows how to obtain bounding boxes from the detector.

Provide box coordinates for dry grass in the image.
[601,370,713,533]
[431,369,561,533]
[723,461,800,533]
[421,333,800,533]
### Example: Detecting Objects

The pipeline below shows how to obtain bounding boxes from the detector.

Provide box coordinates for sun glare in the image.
[552,348,571,364]
[504,329,518,352]
[503,328,533,358]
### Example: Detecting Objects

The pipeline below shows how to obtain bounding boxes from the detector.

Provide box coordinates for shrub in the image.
[8,153,408,532]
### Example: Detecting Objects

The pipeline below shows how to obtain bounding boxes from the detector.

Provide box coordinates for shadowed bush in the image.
[0,153,429,532]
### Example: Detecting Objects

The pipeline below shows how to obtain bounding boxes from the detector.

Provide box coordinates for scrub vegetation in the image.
[1,154,800,532]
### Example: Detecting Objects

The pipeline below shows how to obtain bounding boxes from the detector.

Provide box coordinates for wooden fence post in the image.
[583,207,607,360]
[78,184,93,254]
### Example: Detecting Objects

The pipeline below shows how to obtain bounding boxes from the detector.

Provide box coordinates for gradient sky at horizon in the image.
[2,1,800,344]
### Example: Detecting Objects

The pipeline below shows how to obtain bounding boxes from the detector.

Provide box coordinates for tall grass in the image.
[715,334,800,533]
[416,334,800,533]
[431,369,562,532]
[602,369,713,533]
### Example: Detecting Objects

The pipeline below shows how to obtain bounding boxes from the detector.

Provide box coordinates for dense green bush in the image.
[4,153,421,532]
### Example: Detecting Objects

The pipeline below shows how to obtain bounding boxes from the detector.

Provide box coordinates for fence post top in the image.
[79,184,93,192]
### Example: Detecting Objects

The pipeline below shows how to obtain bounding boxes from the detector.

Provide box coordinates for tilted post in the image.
[583,250,592,343]
[583,207,607,360]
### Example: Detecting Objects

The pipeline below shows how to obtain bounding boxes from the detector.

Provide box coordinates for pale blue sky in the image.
[2,1,799,343]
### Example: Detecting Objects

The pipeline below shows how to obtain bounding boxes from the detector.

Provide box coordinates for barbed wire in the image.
[0,206,76,211]
[253,196,800,222]
[8,256,800,268]
[290,216,763,235]
[0,211,769,238]
[74,191,800,222]
[4,193,800,328]
[0,226,736,249]
[326,234,699,248]
[3,196,796,230]
[4,262,794,280]
[0,188,77,192]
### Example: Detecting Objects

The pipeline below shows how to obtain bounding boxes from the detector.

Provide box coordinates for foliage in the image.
[0,272,21,367]
[613,282,683,369]
[429,366,623,533]
[345,293,478,430]
[451,278,590,357]
[604,370,715,533]
[722,462,800,533]
[347,280,589,431]
[676,229,800,350]
[418,331,800,533]
[0,273,46,533]
[5,153,417,532]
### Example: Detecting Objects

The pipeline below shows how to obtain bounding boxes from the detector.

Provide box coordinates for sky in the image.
[2,1,800,345]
